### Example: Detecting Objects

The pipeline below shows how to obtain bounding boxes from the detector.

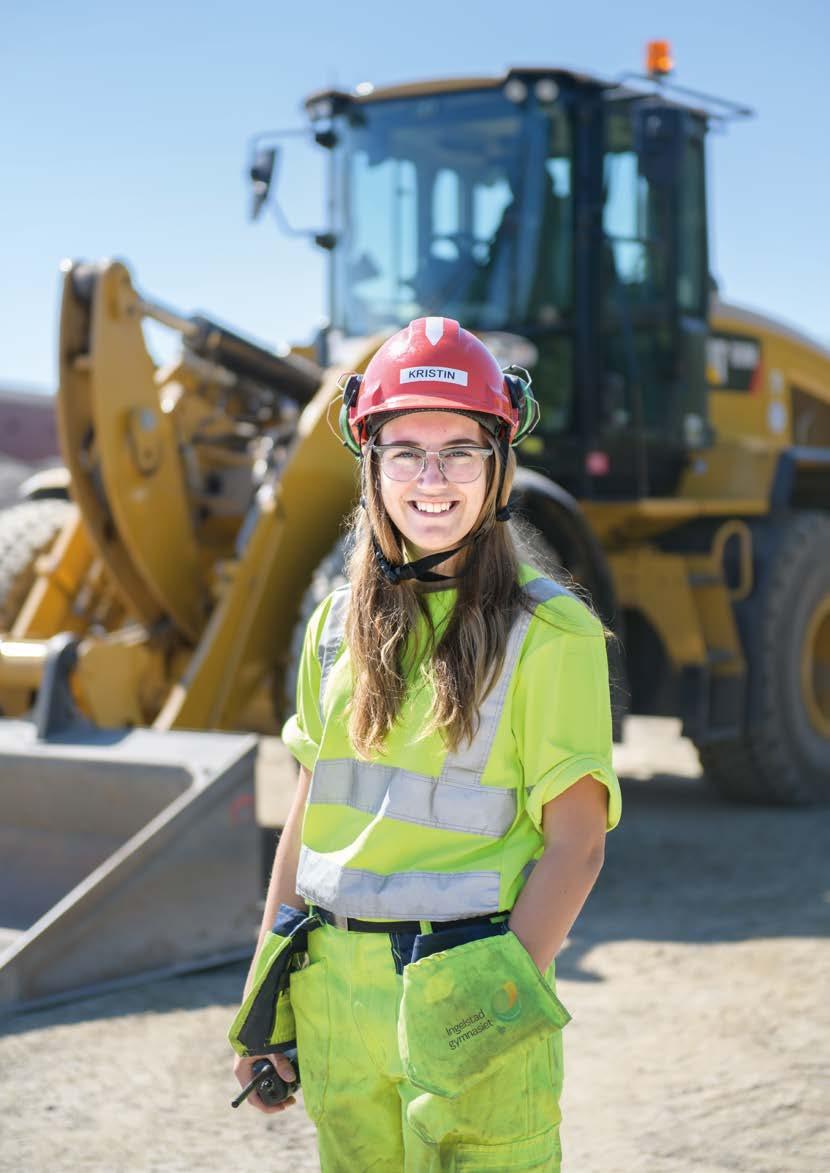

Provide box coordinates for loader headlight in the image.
[504,79,528,104]
[535,78,559,103]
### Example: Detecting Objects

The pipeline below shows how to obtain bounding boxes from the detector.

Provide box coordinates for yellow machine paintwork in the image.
[0,260,377,730]
[608,547,709,665]
[802,597,830,739]
[58,266,164,630]
[712,305,830,442]
[0,641,48,695]
[583,303,830,679]
[154,369,361,731]
[10,508,95,639]
[75,262,208,640]
[75,631,166,727]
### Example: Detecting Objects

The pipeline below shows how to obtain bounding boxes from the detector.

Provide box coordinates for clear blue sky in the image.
[3,0,828,392]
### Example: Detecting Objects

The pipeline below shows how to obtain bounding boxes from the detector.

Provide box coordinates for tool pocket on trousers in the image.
[227,908,319,1057]
[455,1124,562,1170]
[398,930,571,1099]
[290,959,331,1122]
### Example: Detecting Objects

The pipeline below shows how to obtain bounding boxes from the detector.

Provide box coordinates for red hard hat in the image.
[340,317,528,452]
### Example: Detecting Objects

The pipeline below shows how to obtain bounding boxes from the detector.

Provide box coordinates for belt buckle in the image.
[332,912,349,931]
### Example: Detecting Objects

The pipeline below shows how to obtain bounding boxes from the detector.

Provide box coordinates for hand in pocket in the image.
[398,930,570,1099]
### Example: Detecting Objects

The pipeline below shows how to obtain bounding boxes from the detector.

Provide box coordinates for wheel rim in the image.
[801,595,830,739]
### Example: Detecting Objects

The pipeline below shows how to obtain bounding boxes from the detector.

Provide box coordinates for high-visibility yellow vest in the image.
[282,565,621,921]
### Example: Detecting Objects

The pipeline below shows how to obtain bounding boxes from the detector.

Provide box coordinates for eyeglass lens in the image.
[379,447,490,483]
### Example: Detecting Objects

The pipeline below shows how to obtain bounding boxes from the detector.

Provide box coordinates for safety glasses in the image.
[374,443,493,483]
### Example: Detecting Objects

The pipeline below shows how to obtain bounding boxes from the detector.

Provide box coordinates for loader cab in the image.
[308,70,711,499]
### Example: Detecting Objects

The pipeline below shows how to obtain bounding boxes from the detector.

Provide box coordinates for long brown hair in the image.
[343,431,534,759]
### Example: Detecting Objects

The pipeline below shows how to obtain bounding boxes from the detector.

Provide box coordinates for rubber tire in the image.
[0,499,74,629]
[698,511,830,805]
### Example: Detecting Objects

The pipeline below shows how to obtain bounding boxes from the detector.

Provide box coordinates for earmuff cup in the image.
[338,374,364,455]
[503,372,539,445]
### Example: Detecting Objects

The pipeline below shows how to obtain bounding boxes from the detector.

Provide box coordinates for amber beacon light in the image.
[646,40,674,77]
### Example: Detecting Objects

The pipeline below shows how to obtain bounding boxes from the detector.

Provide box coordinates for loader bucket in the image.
[0,718,263,1013]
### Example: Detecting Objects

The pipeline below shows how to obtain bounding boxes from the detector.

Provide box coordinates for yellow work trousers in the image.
[290,919,565,1171]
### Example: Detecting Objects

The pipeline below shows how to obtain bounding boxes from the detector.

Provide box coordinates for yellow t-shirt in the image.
[281,565,621,919]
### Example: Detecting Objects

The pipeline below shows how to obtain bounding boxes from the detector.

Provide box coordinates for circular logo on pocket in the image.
[491,980,521,1021]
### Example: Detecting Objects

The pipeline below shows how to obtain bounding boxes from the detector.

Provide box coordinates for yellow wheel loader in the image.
[2,57,829,1010]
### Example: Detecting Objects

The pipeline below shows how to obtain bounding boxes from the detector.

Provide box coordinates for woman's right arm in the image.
[245,762,313,978]
[232,761,312,1113]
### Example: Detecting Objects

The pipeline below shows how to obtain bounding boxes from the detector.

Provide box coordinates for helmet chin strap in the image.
[371,529,481,585]
[366,436,512,586]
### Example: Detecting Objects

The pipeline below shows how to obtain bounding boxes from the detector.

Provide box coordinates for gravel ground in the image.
[1,720,828,1172]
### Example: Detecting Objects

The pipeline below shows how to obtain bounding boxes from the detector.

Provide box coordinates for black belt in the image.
[312,905,510,935]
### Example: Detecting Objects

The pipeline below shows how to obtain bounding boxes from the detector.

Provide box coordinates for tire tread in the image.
[699,512,830,805]
[0,500,74,629]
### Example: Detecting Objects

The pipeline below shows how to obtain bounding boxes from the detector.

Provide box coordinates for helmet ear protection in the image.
[337,365,539,457]
[502,365,540,446]
[338,373,364,456]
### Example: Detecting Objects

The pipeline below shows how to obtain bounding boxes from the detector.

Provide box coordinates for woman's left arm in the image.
[508,773,609,973]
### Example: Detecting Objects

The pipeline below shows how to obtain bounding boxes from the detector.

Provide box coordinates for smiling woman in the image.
[230,317,621,1172]
[373,411,492,572]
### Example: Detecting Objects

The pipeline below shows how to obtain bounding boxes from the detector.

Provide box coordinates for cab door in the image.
[596,99,710,498]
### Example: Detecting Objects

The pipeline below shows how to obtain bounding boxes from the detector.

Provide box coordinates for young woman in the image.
[231,318,622,1171]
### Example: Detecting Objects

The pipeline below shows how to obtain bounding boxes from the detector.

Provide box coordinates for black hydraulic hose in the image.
[187,316,321,403]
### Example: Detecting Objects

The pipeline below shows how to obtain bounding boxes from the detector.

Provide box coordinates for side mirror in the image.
[249,146,279,221]
[246,133,337,250]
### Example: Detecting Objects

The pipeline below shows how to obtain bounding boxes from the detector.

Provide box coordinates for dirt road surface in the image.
[1,719,827,1172]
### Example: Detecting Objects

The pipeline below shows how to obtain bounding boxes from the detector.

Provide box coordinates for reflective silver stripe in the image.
[310,758,516,837]
[524,576,572,607]
[439,607,534,784]
[316,585,351,720]
[308,575,574,840]
[296,845,502,920]
[301,576,573,917]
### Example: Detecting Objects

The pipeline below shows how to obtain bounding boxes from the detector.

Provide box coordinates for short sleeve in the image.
[516,621,622,833]
[280,599,329,771]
